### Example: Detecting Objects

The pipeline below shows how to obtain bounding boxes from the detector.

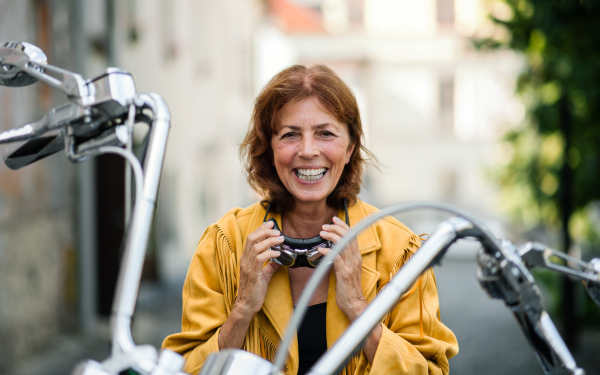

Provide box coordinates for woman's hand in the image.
[319,216,382,364]
[236,220,284,315]
[219,221,283,350]
[319,216,366,320]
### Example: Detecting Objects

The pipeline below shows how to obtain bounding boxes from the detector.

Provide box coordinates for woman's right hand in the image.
[235,220,284,316]
[220,221,283,350]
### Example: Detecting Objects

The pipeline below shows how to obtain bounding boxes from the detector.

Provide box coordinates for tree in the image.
[481,0,600,346]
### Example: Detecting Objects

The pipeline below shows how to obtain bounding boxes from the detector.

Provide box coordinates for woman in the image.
[162,65,458,375]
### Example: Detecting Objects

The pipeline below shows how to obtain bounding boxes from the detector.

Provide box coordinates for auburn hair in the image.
[239,64,376,213]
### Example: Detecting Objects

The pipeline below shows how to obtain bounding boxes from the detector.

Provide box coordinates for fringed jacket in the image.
[162,199,459,375]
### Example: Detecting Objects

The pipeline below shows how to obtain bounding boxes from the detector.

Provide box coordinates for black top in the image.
[297,302,327,375]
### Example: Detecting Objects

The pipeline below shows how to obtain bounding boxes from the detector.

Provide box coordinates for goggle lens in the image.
[271,242,330,268]
[272,246,297,267]
[306,249,324,267]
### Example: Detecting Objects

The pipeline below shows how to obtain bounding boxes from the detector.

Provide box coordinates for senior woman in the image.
[162,65,458,375]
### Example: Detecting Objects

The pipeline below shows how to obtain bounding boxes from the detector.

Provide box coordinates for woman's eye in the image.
[281,132,297,139]
[319,131,335,137]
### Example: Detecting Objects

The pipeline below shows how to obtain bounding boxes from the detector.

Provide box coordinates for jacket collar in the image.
[342,199,381,256]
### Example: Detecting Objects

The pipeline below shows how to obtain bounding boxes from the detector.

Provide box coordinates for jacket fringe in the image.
[215,224,292,370]
[380,233,424,337]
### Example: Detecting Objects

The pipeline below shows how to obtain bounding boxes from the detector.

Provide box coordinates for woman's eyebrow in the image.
[279,125,301,131]
[313,123,334,129]
[279,123,335,130]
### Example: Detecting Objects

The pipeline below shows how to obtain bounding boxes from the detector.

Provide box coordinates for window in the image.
[439,77,455,131]
[436,0,454,27]
[441,169,458,201]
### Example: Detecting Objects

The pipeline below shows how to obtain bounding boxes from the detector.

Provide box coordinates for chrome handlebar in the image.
[0,41,186,375]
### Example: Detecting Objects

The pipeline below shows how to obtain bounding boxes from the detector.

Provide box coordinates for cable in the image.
[98,145,144,217]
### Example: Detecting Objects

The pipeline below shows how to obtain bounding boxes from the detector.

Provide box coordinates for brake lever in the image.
[519,242,600,307]
[21,61,92,103]
[519,242,599,281]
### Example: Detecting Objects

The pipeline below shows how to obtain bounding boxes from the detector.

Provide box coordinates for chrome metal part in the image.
[198,350,281,375]
[71,360,111,375]
[0,67,136,169]
[519,242,600,282]
[0,41,47,87]
[0,41,185,375]
[476,240,584,375]
[109,93,170,357]
[518,242,600,308]
[584,259,600,306]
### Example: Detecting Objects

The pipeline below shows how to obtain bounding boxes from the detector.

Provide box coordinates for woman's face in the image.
[271,97,355,208]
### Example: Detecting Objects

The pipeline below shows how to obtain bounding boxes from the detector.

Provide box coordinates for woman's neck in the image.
[281,201,337,238]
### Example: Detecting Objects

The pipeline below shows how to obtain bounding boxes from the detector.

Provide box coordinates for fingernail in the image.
[322,224,330,229]
[273,230,280,236]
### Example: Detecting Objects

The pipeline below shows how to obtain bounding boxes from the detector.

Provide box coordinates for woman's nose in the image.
[298,136,319,158]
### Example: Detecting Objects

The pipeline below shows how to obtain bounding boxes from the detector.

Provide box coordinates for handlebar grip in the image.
[3,130,64,169]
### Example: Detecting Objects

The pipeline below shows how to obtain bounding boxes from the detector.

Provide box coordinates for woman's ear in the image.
[345,143,356,164]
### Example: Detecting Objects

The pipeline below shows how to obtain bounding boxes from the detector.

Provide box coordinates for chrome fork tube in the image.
[110,93,170,354]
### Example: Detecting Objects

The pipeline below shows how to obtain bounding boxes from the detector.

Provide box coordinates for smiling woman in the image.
[162,65,458,375]
[242,65,375,214]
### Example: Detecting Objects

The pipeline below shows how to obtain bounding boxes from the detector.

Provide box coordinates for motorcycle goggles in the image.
[263,199,350,268]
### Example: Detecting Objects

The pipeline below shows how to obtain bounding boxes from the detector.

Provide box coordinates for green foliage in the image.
[485,0,600,243]
[483,0,600,329]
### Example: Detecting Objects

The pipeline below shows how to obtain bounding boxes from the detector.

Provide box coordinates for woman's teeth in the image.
[296,168,327,181]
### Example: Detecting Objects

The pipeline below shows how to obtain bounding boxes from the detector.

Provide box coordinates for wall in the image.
[0,0,76,370]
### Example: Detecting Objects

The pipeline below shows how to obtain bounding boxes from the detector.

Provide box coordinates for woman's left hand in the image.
[319,216,367,320]
[319,215,382,364]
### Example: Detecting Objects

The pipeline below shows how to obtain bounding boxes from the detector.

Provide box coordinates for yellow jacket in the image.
[162,199,458,375]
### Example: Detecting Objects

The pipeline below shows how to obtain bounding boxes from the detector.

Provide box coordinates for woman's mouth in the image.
[295,168,327,181]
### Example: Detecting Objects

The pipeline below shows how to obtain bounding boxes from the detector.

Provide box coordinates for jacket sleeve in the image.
[161,225,228,375]
[367,267,459,374]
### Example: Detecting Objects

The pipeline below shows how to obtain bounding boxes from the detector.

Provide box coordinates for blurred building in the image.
[0,0,78,370]
[115,0,266,287]
[256,0,524,234]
